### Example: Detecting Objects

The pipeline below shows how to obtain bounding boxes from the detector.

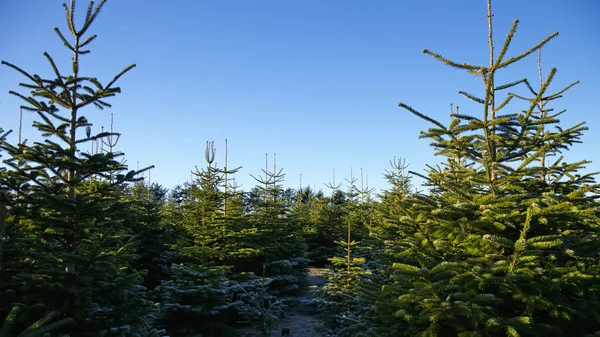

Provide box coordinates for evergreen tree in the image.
[176,141,227,266]
[372,158,414,266]
[291,185,325,265]
[173,141,241,268]
[0,305,73,337]
[367,1,600,335]
[150,264,239,337]
[126,181,172,290]
[151,141,247,336]
[237,155,308,295]
[0,127,10,277]
[0,1,153,334]
[348,158,416,336]
[319,169,373,336]
[303,171,348,267]
[234,277,284,337]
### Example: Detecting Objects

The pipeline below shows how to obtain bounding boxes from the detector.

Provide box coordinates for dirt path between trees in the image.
[269,268,328,337]
[235,268,328,337]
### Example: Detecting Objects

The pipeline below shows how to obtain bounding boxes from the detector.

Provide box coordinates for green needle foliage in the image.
[235,155,308,295]
[150,142,242,336]
[364,1,600,336]
[374,158,414,258]
[319,170,375,337]
[0,305,73,337]
[150,264,239,337]
[0,0,152,335]
[234,277,284,337]
[126,182,172,290]
[175,141,230,266]
[302,172,348,267]
[0,128,10,278]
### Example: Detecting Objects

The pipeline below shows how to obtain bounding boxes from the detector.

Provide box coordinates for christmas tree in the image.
[0,1,153,334]
[366,0,600,335]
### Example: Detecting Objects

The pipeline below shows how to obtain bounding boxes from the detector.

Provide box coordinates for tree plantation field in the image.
[1,0,600,336]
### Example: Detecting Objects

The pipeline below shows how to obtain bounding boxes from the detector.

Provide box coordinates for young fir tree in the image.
[372,158,414,265]
[319,169,374,336]
[150,142,244,336]
[291,183,327,266]
[150,263,240,337]
[239,154,308,295]
[351,168,379,265]
[234,277,283,337]
[176,141,227,266]
[344,158,416,336]
[368,1,600,335]
[172,141,242,268]
[0,1,153,334]
[303,170,348,267]
[126,181,172,290]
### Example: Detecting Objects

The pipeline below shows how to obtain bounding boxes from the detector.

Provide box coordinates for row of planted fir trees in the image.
[2,0,600,336]
[0,1,310,335]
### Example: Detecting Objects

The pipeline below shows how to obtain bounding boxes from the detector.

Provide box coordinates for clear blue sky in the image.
[1,0,599,194]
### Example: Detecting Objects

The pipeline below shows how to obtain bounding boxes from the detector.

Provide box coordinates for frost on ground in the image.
[237,268,328,337]
[269,268,327,337]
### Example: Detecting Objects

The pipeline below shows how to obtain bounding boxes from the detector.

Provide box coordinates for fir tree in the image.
[0,1,153,334]
[151,141,247,336]
[372,157,414,266]
[292,185,327,266]
[0,305,73,337]
[126,181,172,290]
[176,141,227,266]
[304,170,348,267]
[347,158,416,336]
[173,141,241,268]
[368,0,600,335]
[150,264,239,337]
[234,277,284,337]
[239,154,308,295]
[319,169,373,336]
[0,127,10,278]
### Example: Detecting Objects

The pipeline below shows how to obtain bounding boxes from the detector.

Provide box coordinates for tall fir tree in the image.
[0,1,154,335]
[366,0,600,335]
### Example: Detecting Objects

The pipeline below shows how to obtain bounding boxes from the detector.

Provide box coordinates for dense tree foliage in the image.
[1,0,598,336]
[317,1,600,336]
[0,1,155,335]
